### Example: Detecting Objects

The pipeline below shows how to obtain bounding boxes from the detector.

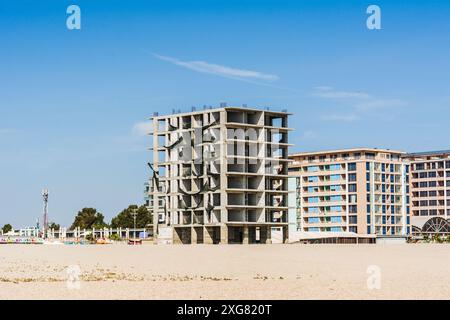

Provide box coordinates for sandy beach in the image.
[1,244,450,300]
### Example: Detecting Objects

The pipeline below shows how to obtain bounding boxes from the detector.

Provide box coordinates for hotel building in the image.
[288,148,411,237]
[404,150,450,235]
[148,105,291,244]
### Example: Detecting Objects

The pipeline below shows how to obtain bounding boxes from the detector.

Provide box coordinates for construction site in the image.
[148,106,292,244]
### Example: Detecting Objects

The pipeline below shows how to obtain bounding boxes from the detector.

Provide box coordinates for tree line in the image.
[1,205,151,233]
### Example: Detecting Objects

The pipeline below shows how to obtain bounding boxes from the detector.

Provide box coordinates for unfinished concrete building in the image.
[148,106,292,244]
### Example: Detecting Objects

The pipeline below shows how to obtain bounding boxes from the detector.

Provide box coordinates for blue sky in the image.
[1,0,449,227]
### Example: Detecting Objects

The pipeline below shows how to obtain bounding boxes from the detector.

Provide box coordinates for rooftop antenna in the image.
[42,189,49,238]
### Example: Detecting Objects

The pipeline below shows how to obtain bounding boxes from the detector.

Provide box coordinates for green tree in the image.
[2,224,13,234]
[110,205,151,228]
[48,222,60,230]
[70,208,108,229]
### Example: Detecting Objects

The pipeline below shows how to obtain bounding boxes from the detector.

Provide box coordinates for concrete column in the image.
[265,226,272,244]
[204,227,213,244]
[220,225,228,244]
[243,226,249,244]
[173,228,182,244]
[191,227,197,244]
[283,226,289,244]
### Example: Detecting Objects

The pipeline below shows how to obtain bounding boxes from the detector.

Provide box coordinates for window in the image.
[308,176,319,183]
[367,215,371,223]
[349,184,357,192]
[331,195,343,202]
[366,162,371,170]
[367,205,371,214]
[349,205,357,213]
[348,173,357,182]
[308,166,319,172]
[330,174,341,181]
[349,216,357,224]
[309,217,320,223]
[331,216,342,223]
[330,185,341,191]
[308,197,319,203]
[309,207,319,213]
[330,164,341,171]
[330,206,342,212]
[348,163,357,171]
[309,227,320,232]
[331,227,342,232]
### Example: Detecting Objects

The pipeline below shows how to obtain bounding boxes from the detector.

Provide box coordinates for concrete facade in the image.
[288,148,411,237]
[148,106,292,244]
[404,151,450,230]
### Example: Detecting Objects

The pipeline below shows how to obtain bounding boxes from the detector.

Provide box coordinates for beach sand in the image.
[1,244,449,300]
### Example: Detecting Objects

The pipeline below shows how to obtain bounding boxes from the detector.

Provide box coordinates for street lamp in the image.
[131,208,138,245]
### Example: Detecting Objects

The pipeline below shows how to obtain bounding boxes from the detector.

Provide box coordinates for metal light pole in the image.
[131,208,138,245]
[42,189,49,239]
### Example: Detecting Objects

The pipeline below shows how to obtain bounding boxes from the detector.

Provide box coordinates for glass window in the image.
[330,206,342,212]
[348,163,357,171]
[330,174,341,181]
[309,217,320,223]
[330,164,341,171]
[348,173,357,182]
[331,216,342,223]
[308,197,319,203]
[330,185,341,191]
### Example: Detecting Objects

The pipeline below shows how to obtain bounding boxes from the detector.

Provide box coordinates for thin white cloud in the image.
[313,86,371,99]
[322,114,359,122]
[153,53,279,82]
[355,99,407,111]
[314,86,408,122]
[132,121,153,136]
